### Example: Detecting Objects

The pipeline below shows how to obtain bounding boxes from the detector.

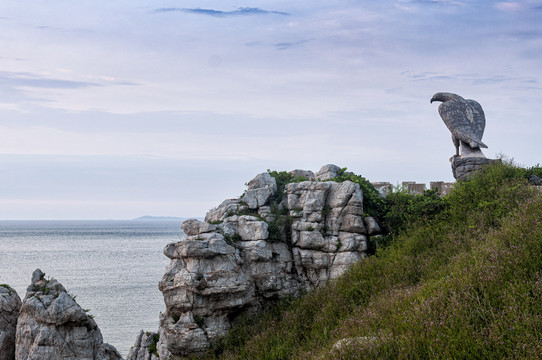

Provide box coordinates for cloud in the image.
[0,71,100,89]
[495,1,542,12]
[154,7,289,17]
[401,71,539,87]
[495,2,525,11]
[245,39,313,50]
[274,38,314,50]
[394,0,465,11]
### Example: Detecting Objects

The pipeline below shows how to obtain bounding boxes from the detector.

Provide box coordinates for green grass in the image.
[190,161,542,359]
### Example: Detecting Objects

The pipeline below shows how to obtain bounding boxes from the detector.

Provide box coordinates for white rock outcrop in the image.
[15,269,122,360]
[134,165,384,359]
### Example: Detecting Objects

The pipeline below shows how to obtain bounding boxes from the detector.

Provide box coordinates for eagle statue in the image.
[430,92,488,158]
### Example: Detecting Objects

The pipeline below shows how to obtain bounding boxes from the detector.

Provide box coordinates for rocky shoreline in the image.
[1,164,386,360]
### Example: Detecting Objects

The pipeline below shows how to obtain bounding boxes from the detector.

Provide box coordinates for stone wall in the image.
[372,181,455,196]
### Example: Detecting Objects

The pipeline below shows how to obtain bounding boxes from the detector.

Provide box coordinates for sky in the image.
[1,0,541,220]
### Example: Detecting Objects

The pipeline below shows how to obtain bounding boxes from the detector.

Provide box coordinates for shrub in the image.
[147,333,160,357]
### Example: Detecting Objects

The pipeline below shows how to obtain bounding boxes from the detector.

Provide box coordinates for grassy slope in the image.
[199,163,542,360]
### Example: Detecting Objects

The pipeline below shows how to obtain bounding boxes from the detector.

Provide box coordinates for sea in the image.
[0,219,185,357]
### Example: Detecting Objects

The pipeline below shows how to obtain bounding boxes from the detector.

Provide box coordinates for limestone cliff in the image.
[130,165,384,359]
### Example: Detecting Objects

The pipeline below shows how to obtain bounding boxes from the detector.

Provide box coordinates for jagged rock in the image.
[295,231,326,250]
[157,313,209,359]
[338,232,367,252]
[364,216,381,235]
[163,238,233,259]
[15,269,122,360]
[237,216,269,240]
[315,164,342,181]
[181,219,216,236]
[451,157,500,181]
[1,284,21,360]
[153,167,372,358]
[126,330,160,360]
[330,252,366,279]
[204,199,243,223]
[247,173,277,191]
[289,169,315,181]
[241,173,277,209]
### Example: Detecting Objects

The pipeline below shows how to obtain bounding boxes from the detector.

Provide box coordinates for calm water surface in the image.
[0,220,183,357]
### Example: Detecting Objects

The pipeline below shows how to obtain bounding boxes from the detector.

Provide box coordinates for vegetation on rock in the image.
[190,161,542,359]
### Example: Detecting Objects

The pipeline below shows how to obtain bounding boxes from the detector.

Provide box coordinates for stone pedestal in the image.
[451,156,500,181]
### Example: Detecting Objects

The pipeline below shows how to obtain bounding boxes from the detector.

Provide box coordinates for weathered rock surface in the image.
[315,164,342,181]
[15,269,122,360]
[241,172,277,209]
[451,156,500,181]
[151,165,382,358]
[1,284,21,360]
[289,169,315,181]
[126,331,159,360]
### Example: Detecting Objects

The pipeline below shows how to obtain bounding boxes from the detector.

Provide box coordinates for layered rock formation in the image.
[0,284,21,359]
[135,165,383,359]
[126,331,159,360]
[14,269,122,360]
[451,157,501,181]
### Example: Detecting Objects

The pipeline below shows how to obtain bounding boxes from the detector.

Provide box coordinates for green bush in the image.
[382,187,449,237]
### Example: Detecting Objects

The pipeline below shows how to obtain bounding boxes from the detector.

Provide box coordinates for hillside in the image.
[194,162,542,359]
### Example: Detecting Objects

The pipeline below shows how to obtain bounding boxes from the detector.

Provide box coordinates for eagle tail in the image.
[469,139,488,149]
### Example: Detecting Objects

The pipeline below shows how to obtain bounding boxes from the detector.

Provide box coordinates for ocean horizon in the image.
[0,219,185,357]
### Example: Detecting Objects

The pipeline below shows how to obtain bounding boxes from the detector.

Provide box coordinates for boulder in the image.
[241,173,277,209]
[289,169,315,181]
[246,173,277,191]
[0,284,21,360]
[205,199,242,223]
[315,164,342,181]
[181,219,216,236]
[237,216,269,241]
[15,269,122,360]
[364,216,381,235]
[126,330,160,360]
[451,157,500,181]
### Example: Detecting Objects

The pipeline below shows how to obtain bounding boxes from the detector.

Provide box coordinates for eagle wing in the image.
[438,97,488,149]
[466,99,486,142]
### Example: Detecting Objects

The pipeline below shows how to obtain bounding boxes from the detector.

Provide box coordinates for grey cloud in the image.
[154,7,289,17]
[412,0,464,4]
[245,39,313,50]
[0,71,100,89]
[402,71,539,86]
[274,38,314,50]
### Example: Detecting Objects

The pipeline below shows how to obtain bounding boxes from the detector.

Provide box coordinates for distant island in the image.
[133,215,187,221]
